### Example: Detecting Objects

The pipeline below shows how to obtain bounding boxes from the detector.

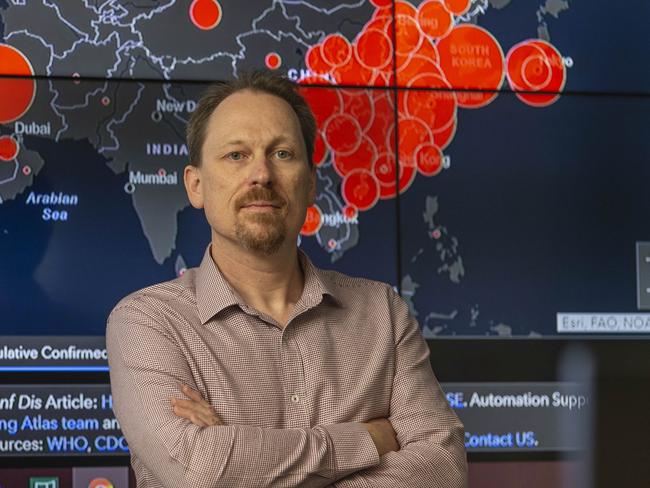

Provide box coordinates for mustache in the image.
[235,187,286,208]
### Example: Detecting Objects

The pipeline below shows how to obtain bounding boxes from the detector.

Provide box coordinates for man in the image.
[107,71,467,487]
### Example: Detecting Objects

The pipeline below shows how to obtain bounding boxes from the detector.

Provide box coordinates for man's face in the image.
[185,89,316,255]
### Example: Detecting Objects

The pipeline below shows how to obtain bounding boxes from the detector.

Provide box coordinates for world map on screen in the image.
[1,0,649,337]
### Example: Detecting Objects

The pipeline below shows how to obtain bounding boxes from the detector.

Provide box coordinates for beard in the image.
[234,187,287,255]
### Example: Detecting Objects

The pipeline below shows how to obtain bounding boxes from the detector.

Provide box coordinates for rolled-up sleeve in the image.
[107,301,379,488]
[334,288,468,488]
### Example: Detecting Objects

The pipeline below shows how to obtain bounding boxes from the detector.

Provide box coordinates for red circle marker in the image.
[364,91,394,154]
[323,113,362,156]
[437,24,505,108]
[331,52,374,85]
[373,152,397,188]
[397,54,444,85]
[355,29,393,71]
[530,40,565,93]
[505,42,548,91]
[0,135,19,161]
[343,205,358,220]
[395,0,417,18]
[415,143,443,176]
[299,86,342,126]
[265,52,282,70]
[433,117,457,149]
[506,39,565,107]
[521,53,551,89]
[365,15,392,33]
[328,239,337,249]
[342,169,380,211]
[322,34,352,67]
[306,45,331,75]
[0,44,36,124]
[403,74,457,132]
[189,0,222,30]
[341,90,374,132]
[395,117,433,169]
[395,14,423,56]
[332,135,377,177]
[101,96,110,106]
[418,0,453,39]
[444,0,471,15]
[373,152,399,200]
[158,168,166,176]
[301,205,322,236]
[22,165,31,176]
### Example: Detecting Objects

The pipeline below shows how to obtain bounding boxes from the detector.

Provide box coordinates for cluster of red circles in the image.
[298,0,567,235]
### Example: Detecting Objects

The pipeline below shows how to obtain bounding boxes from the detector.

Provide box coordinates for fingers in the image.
[181,384,203,402]
[171,401,218,427]
[170,384,223,427]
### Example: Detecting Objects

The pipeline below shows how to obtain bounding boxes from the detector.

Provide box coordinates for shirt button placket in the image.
[282,327,308,428]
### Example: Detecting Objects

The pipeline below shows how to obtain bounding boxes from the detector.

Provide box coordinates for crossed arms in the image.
[106,291,467,487]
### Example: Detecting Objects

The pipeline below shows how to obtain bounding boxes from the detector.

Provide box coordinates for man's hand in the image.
[171,384,223,427]
[362,418,400,456]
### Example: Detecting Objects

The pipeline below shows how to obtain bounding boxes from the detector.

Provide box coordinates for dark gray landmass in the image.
[49,2,96,35]
[537,24,551,42]
[314,161,360,262]
[51,37,121,78]
[490,323,513,336]
[134,2,262,76]
[252,1,317,43]
[401,274,419,317]
[488,0,512,9]
[1,2,82,64]
[130,177,187,264]
[170,54,235,81]
[52,80,123,146]
[282,1,374,42]
[175,254,187,277]
[0,147,44,203]
[542,0,569,18]
[421,309,458,338]
[94,83,190,263]
[234,30,310,77]
[422,195,465,284]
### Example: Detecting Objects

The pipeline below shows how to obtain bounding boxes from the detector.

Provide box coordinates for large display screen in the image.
[1,0,650,354]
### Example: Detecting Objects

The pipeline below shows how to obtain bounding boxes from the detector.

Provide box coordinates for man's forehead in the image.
[205,90,303,145]
[209,90,297,124]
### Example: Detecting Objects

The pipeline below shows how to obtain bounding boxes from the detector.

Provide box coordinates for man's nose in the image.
[248,153,274,186]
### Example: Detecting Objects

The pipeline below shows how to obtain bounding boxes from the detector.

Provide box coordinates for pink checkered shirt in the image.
[107,246,467,487]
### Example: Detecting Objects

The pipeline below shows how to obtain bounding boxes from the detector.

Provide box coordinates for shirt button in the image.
[290,394,300,404]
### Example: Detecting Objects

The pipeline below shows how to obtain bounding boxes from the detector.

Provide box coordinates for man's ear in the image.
[184,164,204,209]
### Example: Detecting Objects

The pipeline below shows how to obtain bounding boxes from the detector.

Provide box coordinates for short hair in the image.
[186,70,317,167]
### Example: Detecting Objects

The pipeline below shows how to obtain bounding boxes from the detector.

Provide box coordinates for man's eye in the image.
[228,152,244,161]
[275,150,292,159]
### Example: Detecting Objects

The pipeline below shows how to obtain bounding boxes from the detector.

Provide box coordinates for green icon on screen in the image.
[29,477,59,488]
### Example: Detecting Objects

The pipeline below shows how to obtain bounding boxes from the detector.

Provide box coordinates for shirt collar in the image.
[195,245,342,325]
[298,249,343,309]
